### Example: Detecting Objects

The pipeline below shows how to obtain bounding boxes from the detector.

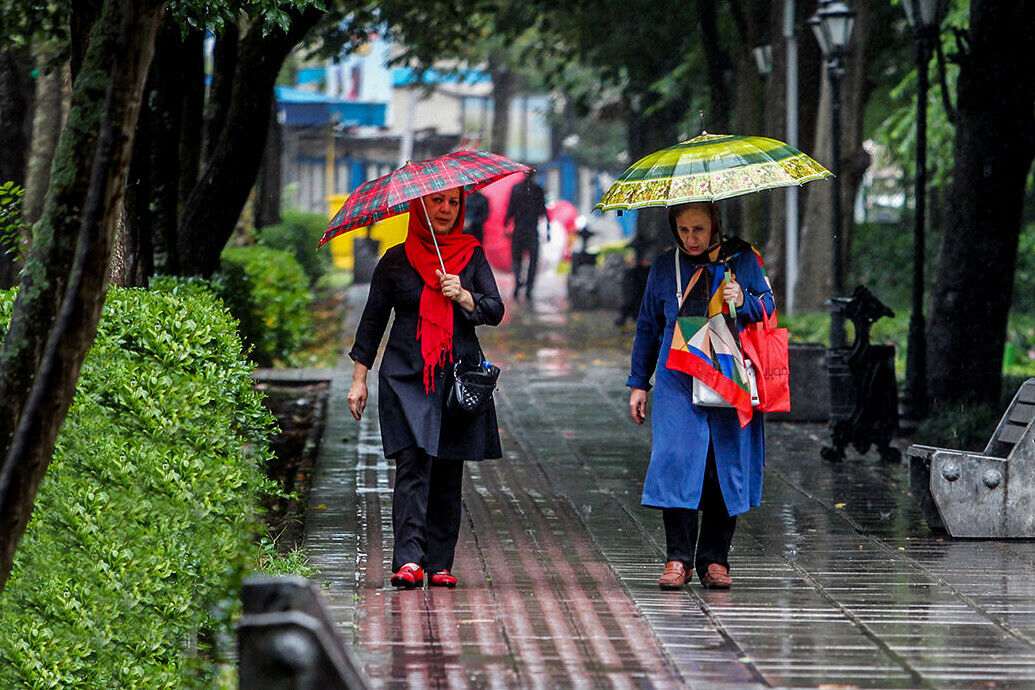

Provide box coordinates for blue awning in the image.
[275,86,386,128]
[296,67,326,86]
[391,67,490,88]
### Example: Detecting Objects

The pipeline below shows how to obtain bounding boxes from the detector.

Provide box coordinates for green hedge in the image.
[849,220,1035,317]
[218,245,312,366]
[783,310,1035,377]
[257,210,332,285]
[0,286,275,688]
[0,182,25,265]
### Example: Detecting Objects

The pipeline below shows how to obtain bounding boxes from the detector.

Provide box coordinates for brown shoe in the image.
[658,561,691,589]
[700,563,732,589]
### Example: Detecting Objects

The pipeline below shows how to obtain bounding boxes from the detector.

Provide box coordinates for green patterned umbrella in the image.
[595,133,831,212]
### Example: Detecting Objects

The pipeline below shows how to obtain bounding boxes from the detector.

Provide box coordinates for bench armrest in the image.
[907,444,941,463]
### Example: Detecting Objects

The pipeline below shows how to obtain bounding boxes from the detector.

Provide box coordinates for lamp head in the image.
[752,44,774,76]
[810,0,856,57]
[903,0,948,30]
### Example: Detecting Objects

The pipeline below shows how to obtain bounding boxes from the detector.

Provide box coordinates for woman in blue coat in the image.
[627,201,774,590]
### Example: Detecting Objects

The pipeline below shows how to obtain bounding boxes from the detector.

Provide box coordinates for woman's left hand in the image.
[723,275,745,308]
[437,270,476,311]
[437,270,464,300]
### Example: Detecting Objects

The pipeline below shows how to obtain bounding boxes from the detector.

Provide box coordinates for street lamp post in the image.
[809,0,855,350]
[900,0,946,422]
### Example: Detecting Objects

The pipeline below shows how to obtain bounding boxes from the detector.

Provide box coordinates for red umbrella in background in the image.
[546,199,580,260]
[476,173,526,271]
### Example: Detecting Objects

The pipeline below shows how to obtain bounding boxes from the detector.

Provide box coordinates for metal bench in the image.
[238,575,370,689]
[908,378,1035,538]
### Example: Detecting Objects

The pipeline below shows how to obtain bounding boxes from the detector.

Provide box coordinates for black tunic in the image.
[349,244,505,461]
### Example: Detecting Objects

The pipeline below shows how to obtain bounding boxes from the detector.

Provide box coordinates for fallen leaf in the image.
[834,502,846,509]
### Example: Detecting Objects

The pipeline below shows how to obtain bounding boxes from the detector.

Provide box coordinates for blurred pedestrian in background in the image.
[505,175,548,301]
[464,189,489,243]
[615,233,653,328]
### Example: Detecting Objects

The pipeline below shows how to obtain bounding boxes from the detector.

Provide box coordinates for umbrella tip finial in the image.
[699,110,706,135]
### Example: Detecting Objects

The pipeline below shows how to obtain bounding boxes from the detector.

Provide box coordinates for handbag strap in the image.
[749,299,779,331]
[673,251,704,309]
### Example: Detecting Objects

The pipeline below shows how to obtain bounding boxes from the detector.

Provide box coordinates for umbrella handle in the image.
[418,196,448,275]
[725,262,737,320]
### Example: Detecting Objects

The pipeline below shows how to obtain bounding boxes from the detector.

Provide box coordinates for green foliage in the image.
[784,310,1034,379]
[874,0,970,186]
[915,400,1002,451]
[219,245,312,366]
[167,0,327,36]
[1012,224,1035,314]
[256,535,315,577]
[914,374,1030,451]
[257,210,333,285]
[848,220,940,311]
[0,1,67,47]
[782,311,836,345]
[0,286,276,688]
[0,182,25,266]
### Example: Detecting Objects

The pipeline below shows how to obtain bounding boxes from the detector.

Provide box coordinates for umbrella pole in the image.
[418,197,448,275]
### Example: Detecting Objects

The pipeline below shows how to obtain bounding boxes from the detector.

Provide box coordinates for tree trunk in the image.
[0,45,35,188]
[726,0,770,248]
[0,46,35,288]
[124,80,153,286]
[762,0,789,303]
[627,90,685,257]
[203,23,238,168]
[23,50,64,226]
[0,0,165,592]
[795,72,834,312]
[927,0,1035,406]
[178,29,204,215]
[794,0,873,312]
[488,55,513,156]
[699,1,732,134]
[69,0,103,80]
[254,98,282,229]
[177,7,324,277]
[733,49,766,247]
[837,0,874,283]
[148,15,187,274]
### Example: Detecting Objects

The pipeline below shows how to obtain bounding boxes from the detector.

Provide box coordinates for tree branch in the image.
[177,5,325,276]
[935,35,957,125]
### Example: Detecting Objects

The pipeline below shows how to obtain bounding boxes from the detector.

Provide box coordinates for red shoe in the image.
[429,570,458,588]
[390,563,424,588]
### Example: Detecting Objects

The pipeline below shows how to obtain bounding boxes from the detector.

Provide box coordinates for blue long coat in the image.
[627,242,775,516]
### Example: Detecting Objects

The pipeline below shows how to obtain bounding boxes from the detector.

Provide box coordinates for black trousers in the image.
[662,447,736,577]
[392,446,464,572]
[511,242,539,298]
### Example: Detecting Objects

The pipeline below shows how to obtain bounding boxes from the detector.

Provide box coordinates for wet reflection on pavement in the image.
[306,273,1035,688]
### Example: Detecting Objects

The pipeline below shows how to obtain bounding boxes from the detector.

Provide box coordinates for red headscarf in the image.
[403,192,480,392]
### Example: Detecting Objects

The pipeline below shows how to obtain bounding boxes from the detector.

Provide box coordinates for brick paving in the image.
[305,276,1035,688]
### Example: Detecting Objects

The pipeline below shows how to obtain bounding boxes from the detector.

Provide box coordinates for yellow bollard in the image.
[326,194,353,270]
[326,193,410,270]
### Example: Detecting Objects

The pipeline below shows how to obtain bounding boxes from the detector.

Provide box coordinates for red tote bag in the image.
[740,307,791,412]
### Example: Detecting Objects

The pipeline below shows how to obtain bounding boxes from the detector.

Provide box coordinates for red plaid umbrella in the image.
[319,150,530,247]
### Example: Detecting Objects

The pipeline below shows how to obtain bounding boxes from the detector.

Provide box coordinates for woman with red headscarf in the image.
[347,187,504,589]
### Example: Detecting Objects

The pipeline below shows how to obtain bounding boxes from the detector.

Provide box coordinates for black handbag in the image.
[446,355,500,417]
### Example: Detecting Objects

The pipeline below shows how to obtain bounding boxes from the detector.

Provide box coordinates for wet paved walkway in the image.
[306,273,1035,688]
